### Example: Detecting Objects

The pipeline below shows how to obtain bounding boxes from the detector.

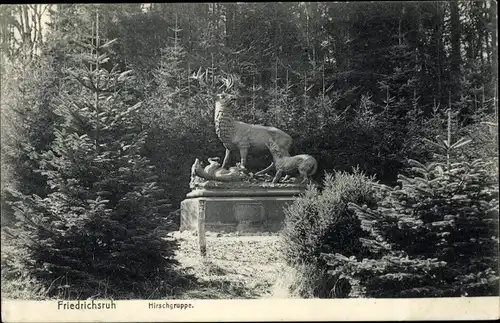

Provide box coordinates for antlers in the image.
[190,67,238,92]
[190,67,209,87]
[219,72,234,91]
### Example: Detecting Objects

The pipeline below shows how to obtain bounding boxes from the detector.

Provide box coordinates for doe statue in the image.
[214,74,293,171]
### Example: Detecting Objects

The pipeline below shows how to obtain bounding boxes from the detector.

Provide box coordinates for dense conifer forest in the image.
[1,2,498,300]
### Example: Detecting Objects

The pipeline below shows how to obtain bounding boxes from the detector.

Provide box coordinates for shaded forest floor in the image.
[1,231,294,300]
[172,231,291,299]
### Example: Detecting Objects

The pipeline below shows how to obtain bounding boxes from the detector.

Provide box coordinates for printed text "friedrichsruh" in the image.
[57,300,116,310]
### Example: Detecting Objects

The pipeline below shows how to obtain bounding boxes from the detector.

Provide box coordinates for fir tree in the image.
[1,54,62,227]
[325,126,499,297]
[5,14,179,299]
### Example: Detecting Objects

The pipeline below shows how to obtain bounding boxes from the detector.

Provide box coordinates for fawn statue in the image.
[266,138,318,184]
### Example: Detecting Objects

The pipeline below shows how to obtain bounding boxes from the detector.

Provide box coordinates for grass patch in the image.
[172,231,282,299]
[2,230,287,300]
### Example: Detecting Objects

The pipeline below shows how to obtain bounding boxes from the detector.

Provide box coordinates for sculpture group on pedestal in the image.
[190,73,318,188]
[182,72,319,253]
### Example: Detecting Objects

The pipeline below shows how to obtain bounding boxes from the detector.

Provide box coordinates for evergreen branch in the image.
[67,69,97,92]
[100,39,118,49]
[450,137,472,150]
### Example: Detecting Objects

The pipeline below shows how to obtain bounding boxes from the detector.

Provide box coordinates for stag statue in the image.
[214,73,293,171]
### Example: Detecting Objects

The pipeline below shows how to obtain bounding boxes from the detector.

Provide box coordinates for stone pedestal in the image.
[180,185,306,233]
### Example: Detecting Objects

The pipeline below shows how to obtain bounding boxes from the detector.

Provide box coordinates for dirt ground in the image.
[172,231,292,299]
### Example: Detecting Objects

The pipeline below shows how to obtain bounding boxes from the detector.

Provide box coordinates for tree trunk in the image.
[274,57,278,124]
[94,8,100,152]
[432,2,445,102]
[450,0,461,101]
[225,3,234,47]
[491,0,498,112]
[212,2,218,61]
[474,2,484,67]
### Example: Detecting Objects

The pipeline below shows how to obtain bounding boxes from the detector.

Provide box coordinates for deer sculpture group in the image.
[214,74,293,174]
[190,70,317,183]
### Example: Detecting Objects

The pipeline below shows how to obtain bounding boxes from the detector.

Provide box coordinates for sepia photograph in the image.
[1,2,499,322]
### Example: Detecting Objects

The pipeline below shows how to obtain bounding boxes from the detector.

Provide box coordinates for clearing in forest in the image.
[172,231,292,299]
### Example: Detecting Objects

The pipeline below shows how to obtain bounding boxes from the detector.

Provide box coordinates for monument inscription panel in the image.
[234,202,265,232]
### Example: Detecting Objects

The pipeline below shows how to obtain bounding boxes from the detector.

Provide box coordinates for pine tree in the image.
[324,129,499,297]
[5,14,179,299]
